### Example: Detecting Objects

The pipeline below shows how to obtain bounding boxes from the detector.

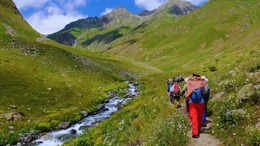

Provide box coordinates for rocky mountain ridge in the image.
[48,0,197,47]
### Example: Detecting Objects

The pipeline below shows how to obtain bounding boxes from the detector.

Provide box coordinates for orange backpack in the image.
[186,78,206,98]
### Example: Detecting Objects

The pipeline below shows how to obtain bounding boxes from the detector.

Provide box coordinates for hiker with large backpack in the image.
[185,74,206,138]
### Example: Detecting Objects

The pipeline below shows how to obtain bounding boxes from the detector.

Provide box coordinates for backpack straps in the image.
[186,79,206,98]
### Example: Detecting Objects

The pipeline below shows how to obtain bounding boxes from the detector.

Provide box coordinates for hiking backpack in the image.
[191,87,204,103]
[171,84,180,95]
[187,79,206,103]
[202,86,210,102]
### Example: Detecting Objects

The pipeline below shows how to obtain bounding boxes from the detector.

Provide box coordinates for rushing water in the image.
[34,82,138,146]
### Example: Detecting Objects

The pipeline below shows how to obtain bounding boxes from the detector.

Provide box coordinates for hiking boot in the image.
[192,135,200,138]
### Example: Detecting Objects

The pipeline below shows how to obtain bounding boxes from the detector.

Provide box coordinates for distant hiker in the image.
[175,76,184,83]
[185,73,206,138]
[201,76,210,126]
[170,81,181,104]
[167,78,174,93]
[168,78,181,104]
[183,77,192,113]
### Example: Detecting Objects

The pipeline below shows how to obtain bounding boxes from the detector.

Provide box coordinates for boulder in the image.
[58,122,71,129]
[231,109,246,115]
[255,85,260,95]
[79,125,90,130]
[97,104,105,110]
[80,111,88,117]
[70,129,77,134]
[0,112,24,121]
[229,70,237,77]
[214,92,225,100]
[256,118,260,128]
[103,99,110,103]
[8,105,17,109]
[20,130,39,144]
[8,126,14,129]
[248,72,260,83]
[237,84,256,101]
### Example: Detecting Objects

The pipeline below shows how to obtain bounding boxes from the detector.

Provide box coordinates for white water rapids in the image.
[34,82,138,146]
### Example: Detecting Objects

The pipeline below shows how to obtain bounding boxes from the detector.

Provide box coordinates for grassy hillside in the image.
[108,0,260,70]
[48,7,144,48]
[64,0,260,145]
[0,0,259,145]
[0,1,156,145]
[47,0,196,52]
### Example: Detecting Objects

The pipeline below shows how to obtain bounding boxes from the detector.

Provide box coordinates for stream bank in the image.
[26,81,140,146]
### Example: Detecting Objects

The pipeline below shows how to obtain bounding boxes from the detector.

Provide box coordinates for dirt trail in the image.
[188,119,223,146]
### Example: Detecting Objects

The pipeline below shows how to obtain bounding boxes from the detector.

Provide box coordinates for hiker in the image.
[201,76,210,126]
[185,74,206,138]
[167,78,173,93]
[175,76,184,83]
[183,76,191,113]
[168,78,181,104]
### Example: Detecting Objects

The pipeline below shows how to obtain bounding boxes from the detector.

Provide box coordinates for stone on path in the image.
[188,119,223,146]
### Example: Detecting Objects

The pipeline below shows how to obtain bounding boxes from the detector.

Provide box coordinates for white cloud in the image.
[64,0,86,11]
[13,0,51,9]
[101,8,113,16]
[27,4,86,34]
[13,0,87,34]
[134,0,167,11]
[134,0,208,10]
[185,0,208,6]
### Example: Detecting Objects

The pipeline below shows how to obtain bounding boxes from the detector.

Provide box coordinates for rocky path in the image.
[188,119,223,146]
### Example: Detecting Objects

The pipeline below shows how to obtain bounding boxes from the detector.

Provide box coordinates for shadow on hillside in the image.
[82,26,129,46]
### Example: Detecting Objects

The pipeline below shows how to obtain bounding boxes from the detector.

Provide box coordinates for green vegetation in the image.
[0,0,259,145]
[47,0,195,51]
[64,0,260,145]
[0,1,155,145]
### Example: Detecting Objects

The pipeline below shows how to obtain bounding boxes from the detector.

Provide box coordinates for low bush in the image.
[208,66,217,72]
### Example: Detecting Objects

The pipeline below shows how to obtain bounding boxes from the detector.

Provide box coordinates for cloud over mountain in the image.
[13,0,87,34]
[134,0,208,10]
[134,0,168,11]
[101,8,113,16]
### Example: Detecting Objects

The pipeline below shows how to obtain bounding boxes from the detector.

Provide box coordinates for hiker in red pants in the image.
[185,74,206,138]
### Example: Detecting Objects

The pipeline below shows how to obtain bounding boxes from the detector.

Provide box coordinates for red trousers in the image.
[189,103,205,136]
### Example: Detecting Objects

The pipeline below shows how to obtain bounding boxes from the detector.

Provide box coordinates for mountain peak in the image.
[152,0,197,16]
[108,6,131,16]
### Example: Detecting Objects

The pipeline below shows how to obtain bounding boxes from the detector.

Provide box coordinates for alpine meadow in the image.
[0,0,259,146]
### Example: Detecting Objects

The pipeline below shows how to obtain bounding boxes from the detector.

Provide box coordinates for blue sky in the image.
[13,0,208,34]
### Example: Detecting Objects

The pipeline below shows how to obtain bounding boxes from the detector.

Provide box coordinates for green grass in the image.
[64,0,260,145]
[0,1,156,144]
[0,0,260,145]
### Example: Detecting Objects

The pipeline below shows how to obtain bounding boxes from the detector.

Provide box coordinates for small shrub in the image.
[36,122,51,132]
[247,129,260,146]
[7,134,18,145]
[249,64,260,72]
[0,133,6,145]
[209,66,217,72]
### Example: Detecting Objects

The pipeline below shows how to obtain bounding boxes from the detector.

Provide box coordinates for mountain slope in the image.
[63,0,260,145]
[0,1,156,144]
[107,0,260,71]
[1,0,259,145]
[48,7,143,47]
[48,0,197,51]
